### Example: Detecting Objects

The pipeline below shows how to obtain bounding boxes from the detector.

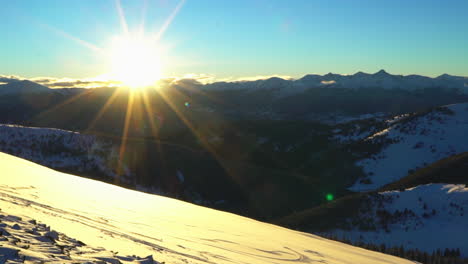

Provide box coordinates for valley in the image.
[1,71,468,263]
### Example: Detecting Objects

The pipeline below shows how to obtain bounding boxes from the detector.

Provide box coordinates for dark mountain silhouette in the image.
[0,79,51,95]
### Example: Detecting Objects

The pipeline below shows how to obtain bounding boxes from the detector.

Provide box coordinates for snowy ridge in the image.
[350,103,468,191]
[326,184,468,257]
[332,113,388,143]
[0,152,411,264]
[0,124,123,180]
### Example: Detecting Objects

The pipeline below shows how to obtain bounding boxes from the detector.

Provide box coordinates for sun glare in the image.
[109,35,162,89]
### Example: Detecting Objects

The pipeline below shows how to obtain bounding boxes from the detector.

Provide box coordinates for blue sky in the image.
[1,0,467,80]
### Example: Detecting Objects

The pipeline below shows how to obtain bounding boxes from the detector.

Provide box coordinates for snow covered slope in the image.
[324,184,468,257]
[0,211,158,263]
[0,152,412,264]
[0,124,121,180]
[350,103,468,191]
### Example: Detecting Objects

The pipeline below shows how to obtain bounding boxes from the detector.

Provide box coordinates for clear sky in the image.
[1,0,468,81]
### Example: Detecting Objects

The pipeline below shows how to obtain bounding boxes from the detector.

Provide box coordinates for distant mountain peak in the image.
[264,76,285,82]
[373,69,390,76]
[0,79,50,95]
[299,74,320,79]
[324,72,342,79]
[437,73,453,79]
[354,71,370,77]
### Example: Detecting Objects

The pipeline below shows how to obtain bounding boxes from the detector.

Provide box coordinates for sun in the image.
[109,34,162,89]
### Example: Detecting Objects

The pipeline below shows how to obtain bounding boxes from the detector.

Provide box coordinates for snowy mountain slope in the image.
[0,211,159,263]
[0,124,241,208]
[331,113,388,142]
[350,103,468,191]
[0,124,123,180]
[0,152,412,264]
[322,184,468,257]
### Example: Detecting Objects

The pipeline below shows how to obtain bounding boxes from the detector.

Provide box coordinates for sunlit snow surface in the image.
[0,153,411,263]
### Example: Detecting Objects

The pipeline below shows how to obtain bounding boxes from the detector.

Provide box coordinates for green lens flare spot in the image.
[326,193,334,201]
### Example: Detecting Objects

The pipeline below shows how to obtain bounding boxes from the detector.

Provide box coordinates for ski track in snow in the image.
[0,210,159,263]
[0,152,411,264]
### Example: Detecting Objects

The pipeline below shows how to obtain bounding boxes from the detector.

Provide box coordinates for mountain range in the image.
[201,70,468,95]
[1,70,468,263]
[2,70,467,96]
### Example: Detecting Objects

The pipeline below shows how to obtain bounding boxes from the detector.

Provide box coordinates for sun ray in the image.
[85,88,122,133]
[40,23,102,53]
[117,91,135,180]
[31,90,92,123]
[141,89,169,175]
[115,0,129,35]
[153,0,186,42]
[174,79,230,107]
[154,87,238,183]
[141,90,161,137]
[156,89,203,148]
[138,0,149,36]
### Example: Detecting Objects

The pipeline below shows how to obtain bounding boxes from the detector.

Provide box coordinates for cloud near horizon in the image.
[30,77,122,89]
[0,73,296,89]
[0,75,22,83]
[0,75,126,89]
